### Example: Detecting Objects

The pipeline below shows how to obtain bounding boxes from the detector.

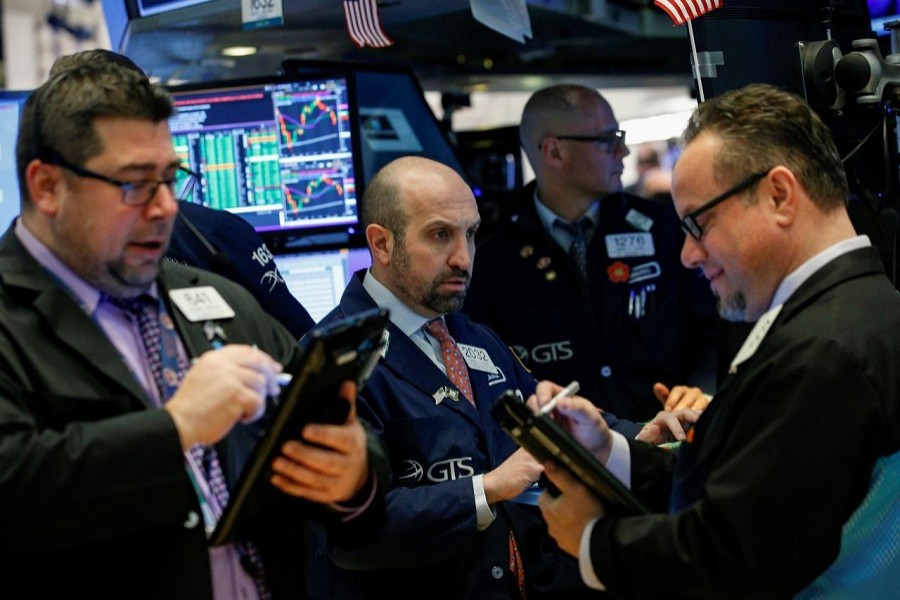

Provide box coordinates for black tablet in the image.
[492,390,649,516]
[209,307,389,546]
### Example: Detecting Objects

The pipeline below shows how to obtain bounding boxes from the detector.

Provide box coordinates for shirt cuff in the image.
[473,474,496,531]
[579,517,607,590]
[329,471,379,522]
[605,430,632,488]
[577,431,631,591]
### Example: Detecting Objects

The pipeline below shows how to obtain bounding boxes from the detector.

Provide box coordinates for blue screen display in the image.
[0,92,30,230]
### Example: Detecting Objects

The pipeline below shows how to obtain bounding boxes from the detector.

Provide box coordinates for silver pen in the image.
[537,380,580,415]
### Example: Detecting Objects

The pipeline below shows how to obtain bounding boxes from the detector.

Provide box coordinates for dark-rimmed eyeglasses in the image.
[49,151,199,206]
[539,130,626,152]
[680,168,773,240]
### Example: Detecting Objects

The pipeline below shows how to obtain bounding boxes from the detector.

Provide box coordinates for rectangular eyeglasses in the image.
[49,151,199,206]
[541,130,626,152]
[680,168,773,240]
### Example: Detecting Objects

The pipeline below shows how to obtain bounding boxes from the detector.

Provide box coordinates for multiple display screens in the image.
[164,64,463,318]
[0,65,460,320]
[168,75,361,237]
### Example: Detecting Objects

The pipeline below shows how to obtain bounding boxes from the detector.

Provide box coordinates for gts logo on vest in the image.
[512,341,574,364]
[397,457,475,483]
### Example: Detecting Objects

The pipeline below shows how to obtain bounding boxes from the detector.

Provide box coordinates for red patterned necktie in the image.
[424,318,527,596]
[106,295,271,599]
[424,318,475,405]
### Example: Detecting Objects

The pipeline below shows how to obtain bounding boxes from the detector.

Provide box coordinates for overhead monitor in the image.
[136,0,215,17]
[167,74,362,241]
[0,91,31,229]
[281,60,467,187]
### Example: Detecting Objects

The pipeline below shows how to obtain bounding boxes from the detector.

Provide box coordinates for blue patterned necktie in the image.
[105,295,271,599]
[554,217,592,282]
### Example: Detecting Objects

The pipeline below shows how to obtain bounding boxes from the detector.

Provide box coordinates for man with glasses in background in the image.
[465,84,717,425]
[0,50,387,598]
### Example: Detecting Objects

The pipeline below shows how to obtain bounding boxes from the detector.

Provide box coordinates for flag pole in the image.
[687,20,706,102]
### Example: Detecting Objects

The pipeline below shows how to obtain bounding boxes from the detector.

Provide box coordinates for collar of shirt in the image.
[16,222,252,597]
[533,190,600,250]
[15,217,159,315]
[362,269,448,373]
[362,269,433,337]
[769,235,871,310]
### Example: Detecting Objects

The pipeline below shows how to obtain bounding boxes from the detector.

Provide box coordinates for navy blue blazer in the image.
[320,272,595,599]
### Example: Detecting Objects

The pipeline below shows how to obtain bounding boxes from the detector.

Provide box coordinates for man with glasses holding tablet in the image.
[0,50,386,599]
[466,84,718,425]
[535,83,900,598]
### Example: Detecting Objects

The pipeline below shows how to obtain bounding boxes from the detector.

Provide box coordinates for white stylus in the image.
[537,380,580,415]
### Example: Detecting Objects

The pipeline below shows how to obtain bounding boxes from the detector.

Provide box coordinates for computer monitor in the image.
[167,74,363,241]
[281,60,467,186]
[0,91,31,229]
[275,246,372,322]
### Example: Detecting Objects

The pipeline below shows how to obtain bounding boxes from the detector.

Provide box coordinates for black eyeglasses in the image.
[540,130,626,152]
[49,151,199,206]
[680,168,773,240]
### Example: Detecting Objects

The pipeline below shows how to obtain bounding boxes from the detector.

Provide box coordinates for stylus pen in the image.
[537,380,580,415]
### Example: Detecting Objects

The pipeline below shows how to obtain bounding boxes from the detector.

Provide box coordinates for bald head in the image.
[362,156,472,240]
[362,156,480,318]
[520,85,613,168]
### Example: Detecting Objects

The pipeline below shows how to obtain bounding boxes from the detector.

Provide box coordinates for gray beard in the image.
[716,291,747,322]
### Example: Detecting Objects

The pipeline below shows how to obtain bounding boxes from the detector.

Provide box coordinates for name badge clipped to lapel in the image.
[729,304,783,374]
[456,343,498,374]
[625,208,654,232]
[169,286,236,322]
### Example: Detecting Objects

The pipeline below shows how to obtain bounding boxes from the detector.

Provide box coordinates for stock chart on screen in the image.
[168,75,359,235]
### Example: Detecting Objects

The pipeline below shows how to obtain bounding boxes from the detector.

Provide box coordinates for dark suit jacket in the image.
[168,201,315,340]
[0,226,384,599]
[466,185,717,422]
[320,273,595,599]
[589,247,900,599]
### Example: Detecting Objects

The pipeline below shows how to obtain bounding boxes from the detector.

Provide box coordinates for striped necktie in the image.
[554,217,592,282]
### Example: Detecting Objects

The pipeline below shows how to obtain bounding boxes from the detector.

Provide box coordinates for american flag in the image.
[654,0,722,26]
[343,0,394,48]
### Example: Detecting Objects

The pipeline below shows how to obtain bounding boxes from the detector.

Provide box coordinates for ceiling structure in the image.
[113,0,696,93]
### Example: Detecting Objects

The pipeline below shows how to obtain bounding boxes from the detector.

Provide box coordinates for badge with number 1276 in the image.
[605,233,655,258]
